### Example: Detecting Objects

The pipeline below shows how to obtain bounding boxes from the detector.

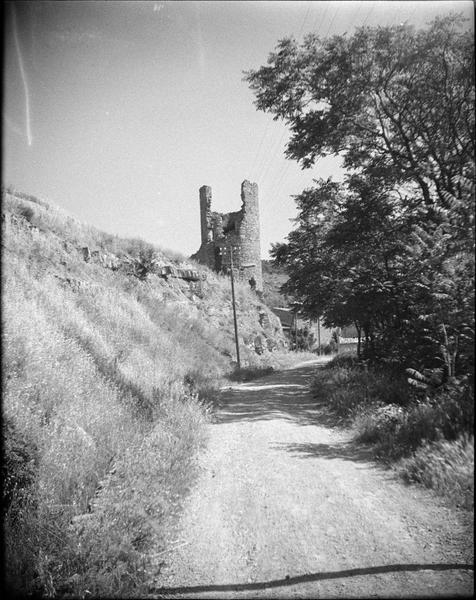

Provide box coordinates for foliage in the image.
[325,353,361,370]
[245,15,474,201]
[247,16,474,376]
[313,362,409,421]
[399,435,474,509]
[319,341,336,355]
[312,362,473,505]
[294,325,316,352]
[272,175,474,373]
[229,365,275,382]
[2,417,37,512]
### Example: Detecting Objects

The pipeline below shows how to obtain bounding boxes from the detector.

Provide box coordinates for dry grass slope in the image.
[2,189,289,597]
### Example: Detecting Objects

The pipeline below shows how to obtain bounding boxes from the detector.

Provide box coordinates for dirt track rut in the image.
[152,359,473,598]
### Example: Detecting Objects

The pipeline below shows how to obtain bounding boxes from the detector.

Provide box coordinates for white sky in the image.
[3,1,473,258]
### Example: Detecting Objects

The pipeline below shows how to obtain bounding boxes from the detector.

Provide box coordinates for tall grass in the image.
[311,357,474,507]
[2,190,286,597]
[228,350,318,382]
[399,435,474,509]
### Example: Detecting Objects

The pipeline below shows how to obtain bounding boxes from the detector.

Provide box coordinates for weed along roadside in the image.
[311,355,474,509]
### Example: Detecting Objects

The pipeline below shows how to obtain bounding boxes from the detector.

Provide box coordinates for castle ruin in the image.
[192,180,263,292]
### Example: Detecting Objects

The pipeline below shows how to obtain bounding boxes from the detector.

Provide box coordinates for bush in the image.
[325,353,360,370]
[294,326,315,351]
[312,364,409,421]
[319,342,336,355]
[229,365,275,382]
[312,361,473,506]
[2,417,38,512]
[354,403,407,446]
[399,435,474,508]
[19,205,35,223]
[354,382,474,460]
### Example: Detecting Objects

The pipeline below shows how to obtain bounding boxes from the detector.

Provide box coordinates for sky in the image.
[3,0,473,259]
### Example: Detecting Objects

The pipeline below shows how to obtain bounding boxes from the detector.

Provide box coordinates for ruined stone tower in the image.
[192,180,263,292]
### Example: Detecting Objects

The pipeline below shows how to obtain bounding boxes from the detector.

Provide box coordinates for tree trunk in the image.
[356,324,362,359]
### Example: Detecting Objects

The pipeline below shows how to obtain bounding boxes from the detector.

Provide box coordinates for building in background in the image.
[271,306,333,352]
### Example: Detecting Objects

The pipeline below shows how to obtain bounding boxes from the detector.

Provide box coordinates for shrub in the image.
[399,435,474,508]
[354,403,406,445]
[325,353,360,370]
[2,417,38,512]
[354,381,474,461]
[312,364,409,421]
[19,205,35,223]
[431,381,474,440]
[295,326,315,351]
[319,342,336,355]
[162,247,187,264]
[312,359,473,505]
[229,365,275,382]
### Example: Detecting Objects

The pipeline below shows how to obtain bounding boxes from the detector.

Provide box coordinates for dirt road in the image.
[152,359,473,598]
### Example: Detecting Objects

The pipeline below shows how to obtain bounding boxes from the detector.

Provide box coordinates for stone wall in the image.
[192,180,263,292]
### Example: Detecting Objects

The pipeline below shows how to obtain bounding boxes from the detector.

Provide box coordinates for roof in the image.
[340,325,359,338]
[271,307,295,328]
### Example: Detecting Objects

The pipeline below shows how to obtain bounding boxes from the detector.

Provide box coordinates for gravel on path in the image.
[151,359,474,598]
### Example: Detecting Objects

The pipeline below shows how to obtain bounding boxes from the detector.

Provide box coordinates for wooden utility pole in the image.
[294,311,298,350]
[317,316,321,356]
[228,246,241,369]
[290,301,302,352]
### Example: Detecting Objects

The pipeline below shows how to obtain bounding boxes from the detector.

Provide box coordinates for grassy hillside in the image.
[2,188,289,597]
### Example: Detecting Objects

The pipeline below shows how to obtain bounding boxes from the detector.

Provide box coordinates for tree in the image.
[272,172,474,373]
[272,177,416,361]
[245,15,474,209]
[252,16,474,373]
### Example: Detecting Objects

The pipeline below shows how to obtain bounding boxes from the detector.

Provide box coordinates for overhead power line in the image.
[298,1,313,37]
[324,4,340,37]
[311,2,329,35]
[251,0,313,185]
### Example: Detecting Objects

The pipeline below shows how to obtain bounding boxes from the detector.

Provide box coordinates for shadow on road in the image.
[215,362,386,466]
[154,563,474,596]
[215,363,344,429]
[271,440,376,462]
